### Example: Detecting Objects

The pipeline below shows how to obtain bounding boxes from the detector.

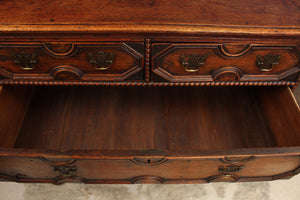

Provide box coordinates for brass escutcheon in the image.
[11,52,38,70]
[88,51,115,70]
[256,53,281,72]
[180,54,207,72]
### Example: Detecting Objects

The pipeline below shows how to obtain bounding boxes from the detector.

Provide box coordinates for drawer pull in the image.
[219,165,245,173]
[52,165,77,177]
[256,53,281,72]
[180,54,207,72]
[88,51,115,70]
[11,52,38,70]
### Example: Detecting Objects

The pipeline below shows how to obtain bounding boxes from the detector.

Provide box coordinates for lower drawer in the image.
[0,151,299,184]
[0,86,299,184]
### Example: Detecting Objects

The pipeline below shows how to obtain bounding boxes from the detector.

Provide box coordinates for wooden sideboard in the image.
[0,0,299,184]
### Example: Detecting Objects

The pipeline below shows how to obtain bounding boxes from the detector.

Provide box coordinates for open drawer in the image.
[0,86,299,184]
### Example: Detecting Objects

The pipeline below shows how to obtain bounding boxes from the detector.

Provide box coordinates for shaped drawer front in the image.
[74,155,300,183]
[0,154,299,184]
[0,43,144,82]
[0,156,57,181]
[152,43,300,83]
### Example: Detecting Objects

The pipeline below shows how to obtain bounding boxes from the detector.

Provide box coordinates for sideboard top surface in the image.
[0,0,299,35]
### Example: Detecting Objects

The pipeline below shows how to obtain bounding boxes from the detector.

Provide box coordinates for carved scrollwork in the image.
[180,54,208,72]
[52,165,77,177]
[219,165,245,173]
[88,51,115,70]
[256,53,281,71]
[11,52,38,70]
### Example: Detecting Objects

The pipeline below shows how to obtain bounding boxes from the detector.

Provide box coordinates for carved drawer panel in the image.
[152,44,300,82]
[0,154,299,184]
[0,156,57,180]
[0,43,143,82]
[76,156,300,183]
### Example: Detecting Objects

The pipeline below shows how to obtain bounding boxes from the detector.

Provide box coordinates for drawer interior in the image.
[0,85,299,152]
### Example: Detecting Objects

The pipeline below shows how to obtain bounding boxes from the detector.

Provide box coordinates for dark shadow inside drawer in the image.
[0,85,299,152]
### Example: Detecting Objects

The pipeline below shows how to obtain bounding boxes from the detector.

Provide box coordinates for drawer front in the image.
[0,155,299,184]
[152,44,300,83]
[0,43,144,82]
[0,156,57,180]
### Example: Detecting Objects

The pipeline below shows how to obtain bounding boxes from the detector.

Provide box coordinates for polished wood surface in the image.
[0,0,299,35]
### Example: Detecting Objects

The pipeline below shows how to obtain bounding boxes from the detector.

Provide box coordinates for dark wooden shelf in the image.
[0,86,298,152]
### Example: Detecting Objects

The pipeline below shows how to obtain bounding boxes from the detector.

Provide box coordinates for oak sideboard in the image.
[0,0,299,184]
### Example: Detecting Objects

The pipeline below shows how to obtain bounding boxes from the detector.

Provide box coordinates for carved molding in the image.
[0,68,13,79]
[43,43,77,57]
[211,66,243,81]
[219,44,252,57]
[206,174,239,183]
[49,65,84,80]
[0,164,299,184]
[54,175,88,185]
[145,39,151,82]
[39,157,77,165]
[130,176,165,184]
[0,80,297,86]
[220,156,256,164]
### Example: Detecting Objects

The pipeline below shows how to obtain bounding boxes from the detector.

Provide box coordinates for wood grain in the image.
[0,86,33,148]
[11,86,299,151]
[0,0,299,35]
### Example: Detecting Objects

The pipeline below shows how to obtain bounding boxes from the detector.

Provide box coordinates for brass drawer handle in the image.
[180,54,207,72]
[11,52,38,70]
[52,165,77,177]
[256,53,281,72]
[219,165,245,173]
[88,51,115,70]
